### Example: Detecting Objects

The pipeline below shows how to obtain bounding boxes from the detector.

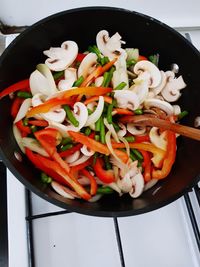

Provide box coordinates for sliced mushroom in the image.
[129,172,145,198]
[144,98,174,115]
[161,75,186,102]
[78,53,98,79]
[149,127,167,150]
[32,93,66,123]
[96,30,125,60]
[43,41,78,71]
[112,54,129,90]
[114,90,140,111]
[173,105,181,115]
[133,60,161,88]
[58,68,77,91]
[127,124,146,135]
[150,70,167,95]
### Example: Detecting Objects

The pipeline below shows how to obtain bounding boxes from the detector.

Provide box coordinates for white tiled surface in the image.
[1,0,200,28]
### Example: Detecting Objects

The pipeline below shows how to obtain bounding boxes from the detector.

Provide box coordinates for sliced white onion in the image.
[65,150,80,163]
[69,155,91,167]
[95,76,104,87]
[143,179,158,191]
[127,123,146,135]
[13,124,25,153]
[108,182,122,195]
[47,121,69,137]
[104,118,119,143]
[173,105,181,115]
[85,96,104,126]
[14,98,32,123]
[118,136,130,157]
[81,145,95,156]
[22,137,49,157]
[78,176,90,185]
[88,194,102,202]
[73,102,88,129]
[37,64,58,95]
[117,123,127,137]
[51,181,77,199]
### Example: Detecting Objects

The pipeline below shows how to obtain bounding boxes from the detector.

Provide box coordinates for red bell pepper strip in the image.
[68,131,129,163]
[138,55,148,61]
[84,95,113,105]
[111,142,165,168]
[93,158,115,184]
[81,58,117,87]
[70,158,92,173]
[28,120,49,127]
[59,143,83,158]
[152,131,176,179]
[76,53,86,62]
[0,79,30,99]
[135,135,150,143]
[15,120,31,134]
[25,148,91,200]
[34,128,70,173]
[113,108,134,115]
[80,169,97,195]
[11,97,24,118]
[26,87,112,118]
[139,150,152,182]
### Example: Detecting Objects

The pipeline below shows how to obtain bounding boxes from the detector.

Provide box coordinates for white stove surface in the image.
[4,25,200,267]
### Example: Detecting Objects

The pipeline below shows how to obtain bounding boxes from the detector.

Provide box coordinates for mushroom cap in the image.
[96,30,125,60]
[58,68,77,91]
[150,70,167,95]
[133,60,161,88]
[43,41,78,71]
[129,172,145,198]
[149,127,167,150]
[127,124,146,135]
[144,98,174,115]
[114,90,140,111]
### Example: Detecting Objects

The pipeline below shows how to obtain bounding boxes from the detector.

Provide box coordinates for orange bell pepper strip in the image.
[93,158,115,184]
[80,58,117,87]
[34,128,70,173]
[139,150,152,182]
[25,148,91,200]
[111,142,165,168]
[84,95,113,105]
[26,98,72,118]
[28,120,49,127]
[11,97,24,118]
[0,79,30,99]
[68,131,128,163]
[80,169,97,195]
[113,108,134,115]
[26,87,112,118]
[152,131,176,179]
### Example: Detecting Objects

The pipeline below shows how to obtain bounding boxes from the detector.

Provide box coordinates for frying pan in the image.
[0,7,200,217]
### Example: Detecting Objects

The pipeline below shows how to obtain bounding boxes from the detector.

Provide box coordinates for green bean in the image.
[53,70,64,80]
[149,54,159,66]
[131,149,143,161]
[73,76,84,87]
[84,127,91,136]
[130,151,137,162]
[17,91,32,98]
[63,105,79,127]
[87,108,93,115]
[99,56,109,66]
[60,143,73,152]
[88,45,101,57]
[95,118,101,132]
[100,117,106,144]
[178,110,189,120]
[134,109,143,115]
[126,59,136,67]
[114,82,127,90]
[107,100,115,124]
[93,152,98,165]
[97,186,114,194]
[102,72,110,87]
[104,155,112,170]
[61,137,72,145]
[102,67,115,87]
[124,136,135,142]
[30,125,37,133]
[113,122,120,132]
[95,135,100,141]
[23,118,29,126]
[41,172,52,184]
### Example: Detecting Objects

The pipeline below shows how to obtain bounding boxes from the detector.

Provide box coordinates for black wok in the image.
[0,7,200,217]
